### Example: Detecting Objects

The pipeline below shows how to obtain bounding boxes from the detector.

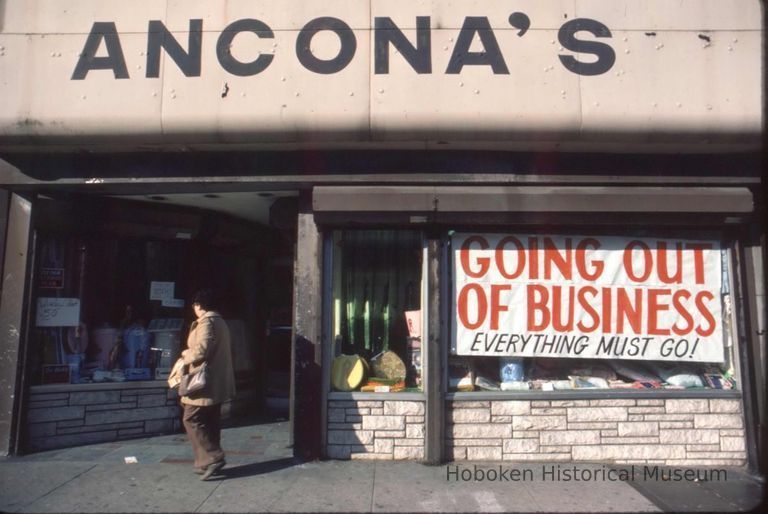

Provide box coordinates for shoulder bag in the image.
[178,361,209,396]
[177,315,218,396]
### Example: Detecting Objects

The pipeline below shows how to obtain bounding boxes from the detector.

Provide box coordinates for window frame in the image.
[324,228,429,400]
[442,226,745,400]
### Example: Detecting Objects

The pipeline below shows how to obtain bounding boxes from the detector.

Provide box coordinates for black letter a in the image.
[72,22,129,80]
[446,17,509,74]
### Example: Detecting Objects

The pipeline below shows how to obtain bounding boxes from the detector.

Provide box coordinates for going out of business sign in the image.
[452,234,725,363]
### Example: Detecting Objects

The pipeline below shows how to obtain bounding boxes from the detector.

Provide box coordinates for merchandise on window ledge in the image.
[450,356,736,392]
[475,375,500,391]
[448,360,474,392]
[360,377,406,392]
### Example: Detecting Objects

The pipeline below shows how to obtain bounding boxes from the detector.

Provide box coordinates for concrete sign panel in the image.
[0,0,761,150]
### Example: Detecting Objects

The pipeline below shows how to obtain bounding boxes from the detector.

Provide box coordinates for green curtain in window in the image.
[339,231,421,357]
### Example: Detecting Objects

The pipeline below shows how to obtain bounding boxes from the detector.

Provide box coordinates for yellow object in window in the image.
[331,354,368,391]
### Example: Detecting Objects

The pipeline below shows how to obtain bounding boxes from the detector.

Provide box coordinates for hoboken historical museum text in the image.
[446,464,728,483]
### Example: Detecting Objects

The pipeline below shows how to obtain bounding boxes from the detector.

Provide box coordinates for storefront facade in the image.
[0,1,764,472]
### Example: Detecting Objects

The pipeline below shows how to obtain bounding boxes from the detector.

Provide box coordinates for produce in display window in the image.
[330,230,423,392]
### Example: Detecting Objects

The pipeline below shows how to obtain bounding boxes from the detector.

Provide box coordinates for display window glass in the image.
[31,235,188,385]
[449,232,738,393]
[330,230,424,393]
[27,197,267,388]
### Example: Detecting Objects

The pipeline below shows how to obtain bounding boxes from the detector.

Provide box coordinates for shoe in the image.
[195,458,226,477]
[200,460,225,481]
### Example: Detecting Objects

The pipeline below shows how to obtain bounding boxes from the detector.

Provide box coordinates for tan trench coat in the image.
[180,311,236,406]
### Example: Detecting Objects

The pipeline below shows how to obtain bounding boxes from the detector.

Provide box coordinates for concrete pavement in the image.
[0,415,763,513]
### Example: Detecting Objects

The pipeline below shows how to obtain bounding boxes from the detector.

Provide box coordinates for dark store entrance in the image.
[19,191,297,452]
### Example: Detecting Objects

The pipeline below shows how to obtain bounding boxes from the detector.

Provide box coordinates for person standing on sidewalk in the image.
[181,289,236,481]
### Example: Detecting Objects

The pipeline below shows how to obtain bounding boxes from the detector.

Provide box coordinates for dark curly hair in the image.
[191,289,217,311]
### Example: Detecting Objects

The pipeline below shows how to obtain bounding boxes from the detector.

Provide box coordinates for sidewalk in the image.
[0,415,764,513]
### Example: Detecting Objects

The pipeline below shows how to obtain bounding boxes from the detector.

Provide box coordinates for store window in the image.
[31,235,187,385]
[449,232,738,393]
[330,230,424,393]
[28,197,263,388]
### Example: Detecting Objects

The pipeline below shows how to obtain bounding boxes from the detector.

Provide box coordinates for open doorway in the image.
[20,191,297,452]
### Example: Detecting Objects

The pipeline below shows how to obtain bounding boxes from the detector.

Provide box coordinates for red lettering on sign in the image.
[695,291,716,336]
[671,290,694,336]
[489,284,510,330]
[623,240,653,282]
[495,236,525,279]
[543,237,572,280]
[575,238,604,280]
[551,285,575,331]
[457,283,486,329]
[616,288,643,334]
[686,243,713,285]
[647,288,671,336]
[528,237,539,280]
[657,242,683,284]
[526,284,549,331]
[460,235,490,278]
[576,285,600,332]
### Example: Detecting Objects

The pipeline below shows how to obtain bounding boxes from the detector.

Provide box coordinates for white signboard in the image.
[36,297,81,327]
[161,298,185,308]
[0,0,761,150]
[150,281,175,301]
[452,234,725,363]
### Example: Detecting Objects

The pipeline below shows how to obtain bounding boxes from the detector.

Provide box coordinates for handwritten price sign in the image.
[36,297,81,327]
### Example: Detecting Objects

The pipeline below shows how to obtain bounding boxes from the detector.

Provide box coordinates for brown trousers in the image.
[182,403,225,469]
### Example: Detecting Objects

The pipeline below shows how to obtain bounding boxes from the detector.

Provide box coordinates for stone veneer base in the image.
[448,398,747,466]
[327,399,426,460]
[26,381,182,451]
[325,396,747,466]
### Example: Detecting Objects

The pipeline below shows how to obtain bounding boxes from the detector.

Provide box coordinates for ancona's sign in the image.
[0,0,761,148]
[71,15,615,80]
[452,234,725,362]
